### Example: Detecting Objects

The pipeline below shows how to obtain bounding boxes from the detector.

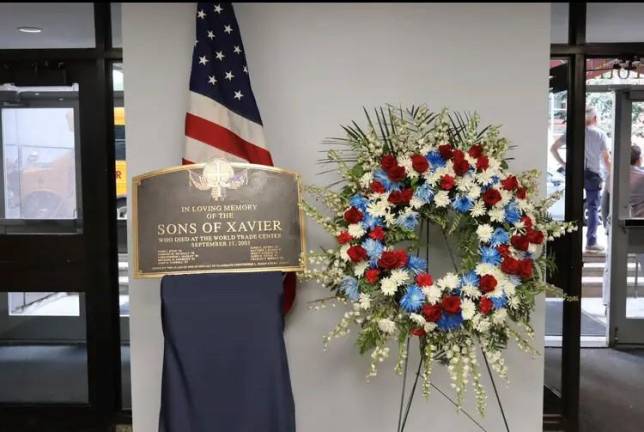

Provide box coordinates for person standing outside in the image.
[550,106,611,253]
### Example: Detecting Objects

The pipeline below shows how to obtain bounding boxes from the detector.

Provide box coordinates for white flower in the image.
[434,190,450,208]
[488,207,505,223]
[438,272,460,290]
[359,293,371,310]
[384,211,396,226]
[461,299,476,320]
[461,284,481,298]
[476,224,494,243]
[423,322,437,333]
[423,285,442,304]
[467,184,482,200]
[340,244,350,262]
[348,223,366,238]
[354,261,368,277]
[476,317,491,333]
[367,198,391,218]
[499,189,513,207]
[410,196,424,210]
[390,269,411,285]
[378,318,396,334]
[380,277,398,296]
[359,172,373,188]
[410,313,426,326]
[470,200,486,217]
[492,308,507,324]
[399,156,418,179]
[529,243,544,258]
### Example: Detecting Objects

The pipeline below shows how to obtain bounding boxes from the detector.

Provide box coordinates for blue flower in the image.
[427,151,446,169]
[452,195,474,213]
[504,201,522,224]
[414,183,434,204]
[407,255,427,274]
[461,271,479,287]
[340,276,359,301]
[400,285,425,312]
[362,238,384,261]
[480,246,502,265]
[350,194,369,212]
[490,228,509,246]
[396,211,419,231]
[491,295,507,310]
[363,213,384,229]
[437,312,464,331]
[373,168,400,192]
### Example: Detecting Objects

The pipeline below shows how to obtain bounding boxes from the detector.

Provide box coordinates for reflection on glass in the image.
[0,292,87,402]
[548,59,568,222]
[8,292,80,317]
[629,103,644,219]
[587,3,644,43]
[626,253,644,319]
[2,107,78,219]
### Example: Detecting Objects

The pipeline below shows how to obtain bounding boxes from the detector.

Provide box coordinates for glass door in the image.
[607,89,644,345]
[0,59,120,430]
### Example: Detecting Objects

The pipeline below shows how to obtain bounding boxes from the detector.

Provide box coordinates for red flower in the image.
[518,259,533,279]
[440,175,456,190]
[365,268,381,284]
[527,229,544,245]
[452,149,465,161]
[516,187,527,199]
[410,327,427,337]
[416,272,433,287]
[336,231,352,244]
[482,188,502,206]
[344,207,364,224]
[453,158,470,176]
[479,297,494,315]
[501,256,520,275]
[381,154,397,171]
[511,234,530,252]
[441,296,462,314]
[369,226,385,240]
[378,251,404,269]
[387,165,407,182]
[422,303,442,322]
[497,244,510,257]
[479,274,498,293]
[411,154,429,173]
[388,188,413,205]
[370,181,386,194]
[521,215,533,230]
[347,245,368,263]
[468,144,483,158]
[438,144,454,160]
[501,175,519,191]
[394,249,409,267]
[476,155,489,171]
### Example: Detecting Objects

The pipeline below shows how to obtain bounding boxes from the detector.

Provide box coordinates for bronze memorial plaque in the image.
[132,160,305,278]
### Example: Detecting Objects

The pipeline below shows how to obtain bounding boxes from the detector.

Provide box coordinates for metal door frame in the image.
[608,89,644,346]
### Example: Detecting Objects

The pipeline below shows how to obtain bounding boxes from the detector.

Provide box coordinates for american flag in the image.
[183,2,273,166]
[183,2,296,313]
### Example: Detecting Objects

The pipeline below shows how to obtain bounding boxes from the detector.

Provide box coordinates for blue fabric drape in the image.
[159,272,295,432]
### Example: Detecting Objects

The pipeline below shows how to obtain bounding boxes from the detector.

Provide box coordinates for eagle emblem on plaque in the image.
[188,159,248,201]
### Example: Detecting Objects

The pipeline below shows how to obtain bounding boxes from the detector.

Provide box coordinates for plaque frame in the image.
[131,162,307,278]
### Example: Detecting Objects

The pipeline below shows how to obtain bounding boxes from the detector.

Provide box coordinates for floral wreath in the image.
[301,106,575,414]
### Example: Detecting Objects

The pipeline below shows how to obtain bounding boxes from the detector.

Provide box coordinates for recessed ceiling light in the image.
[18,26,43,34]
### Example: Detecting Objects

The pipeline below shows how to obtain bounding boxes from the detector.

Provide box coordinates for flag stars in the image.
[243,65,248,74]
[224,25,233,34]
[208,75,217,85]
[197,9,206,19]
[198,55,209,65]
[215,51,225,61]
[234,90,243,100]
[233,45,242,54]
[207,30,215,40]
[225,71,235,81]
[214,4,223,14]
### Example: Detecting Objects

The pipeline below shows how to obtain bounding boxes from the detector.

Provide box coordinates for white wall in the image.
[124,3,550,431]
